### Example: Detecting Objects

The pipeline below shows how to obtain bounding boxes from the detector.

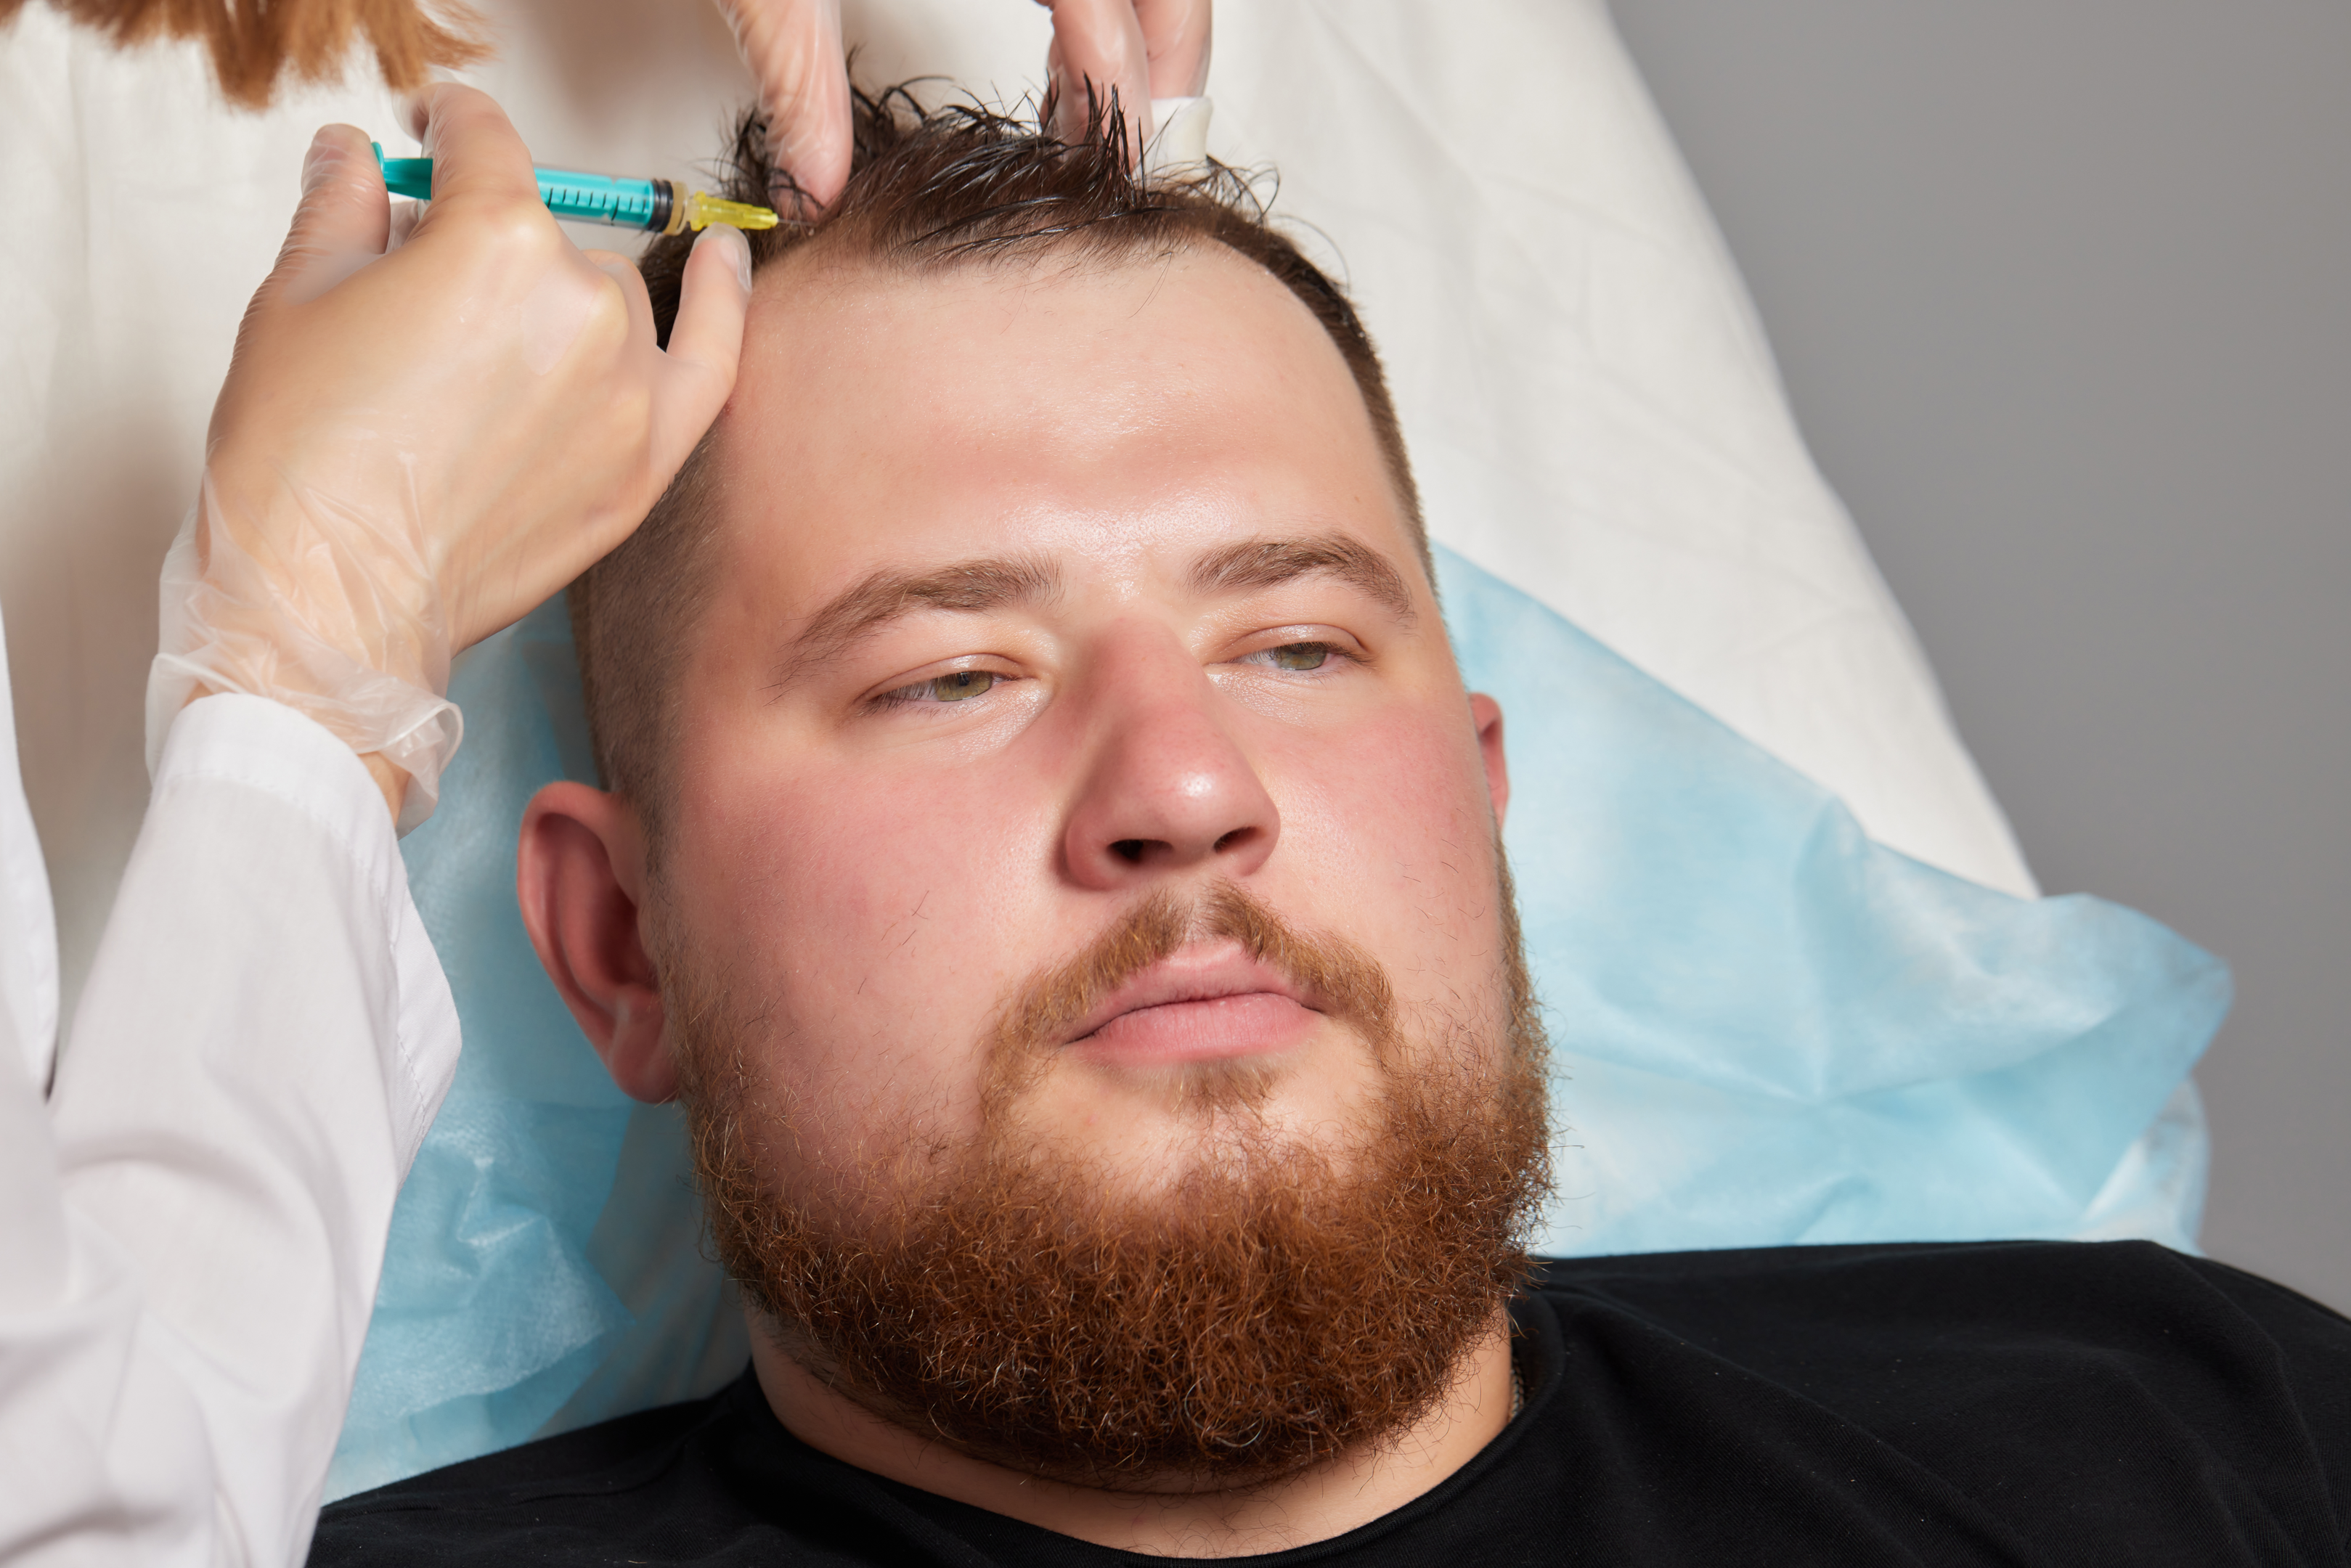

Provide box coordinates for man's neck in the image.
[746,1312,1520,1558]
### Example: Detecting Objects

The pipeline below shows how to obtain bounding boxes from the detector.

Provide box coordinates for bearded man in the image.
[310,93,2351,1564]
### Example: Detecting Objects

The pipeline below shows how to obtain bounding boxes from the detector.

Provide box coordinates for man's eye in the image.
[929,670,998,701]
[1255,642,1332,671]
[905,670,997,703]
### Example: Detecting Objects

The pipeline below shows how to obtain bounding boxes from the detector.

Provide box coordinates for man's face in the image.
[526,235,1542,1480]
[655,239,1519,1203]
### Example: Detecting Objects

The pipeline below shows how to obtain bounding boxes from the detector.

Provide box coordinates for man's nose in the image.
[1060,639,1281,889]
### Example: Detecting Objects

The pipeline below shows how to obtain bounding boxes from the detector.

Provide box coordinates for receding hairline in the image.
[701,227,1433,558]
[738,221,1376,378]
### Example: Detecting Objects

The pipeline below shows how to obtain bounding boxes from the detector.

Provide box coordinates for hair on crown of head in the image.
[637,81,1359,352]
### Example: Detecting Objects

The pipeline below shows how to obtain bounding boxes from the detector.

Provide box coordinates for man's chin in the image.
[701,1065,1547,1488]
[771,1314,1459,1495]
[680,870,1553,1487]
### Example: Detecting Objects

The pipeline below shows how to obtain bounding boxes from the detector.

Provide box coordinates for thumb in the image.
[648,224,752,483]
[265,125,393,310]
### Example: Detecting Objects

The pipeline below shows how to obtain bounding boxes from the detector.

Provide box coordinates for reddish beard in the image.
[675,875,1551,1489]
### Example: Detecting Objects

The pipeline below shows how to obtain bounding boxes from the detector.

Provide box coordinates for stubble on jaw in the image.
[669,870,1552,1491]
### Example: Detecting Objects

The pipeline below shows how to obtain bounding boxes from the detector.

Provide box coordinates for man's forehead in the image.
[705,240,1409,606]
[724,239,1363,447]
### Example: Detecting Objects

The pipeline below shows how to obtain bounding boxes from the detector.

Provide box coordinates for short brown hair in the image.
[571,86,1425,842]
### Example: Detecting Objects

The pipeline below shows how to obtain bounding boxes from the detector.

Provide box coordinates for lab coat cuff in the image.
[155,693,391,846]
[152,693,461,1173]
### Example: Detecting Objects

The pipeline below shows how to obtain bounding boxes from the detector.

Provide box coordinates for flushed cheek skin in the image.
[652,241,1513,1201]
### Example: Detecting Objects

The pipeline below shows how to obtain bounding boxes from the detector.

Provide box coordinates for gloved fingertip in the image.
[760,126,825,220]
[763,162,798,216]
[697,223,754,295]
[301,128,345,195]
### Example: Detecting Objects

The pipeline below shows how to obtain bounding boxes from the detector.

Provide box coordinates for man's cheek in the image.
[1271,708,1496,916]
[688,754,1045,1133]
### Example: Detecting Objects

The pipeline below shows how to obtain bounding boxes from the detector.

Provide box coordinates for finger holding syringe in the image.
[174,84,751,821]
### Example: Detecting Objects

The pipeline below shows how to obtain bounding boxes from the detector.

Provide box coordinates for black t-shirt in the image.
[311,1241,2351,1565]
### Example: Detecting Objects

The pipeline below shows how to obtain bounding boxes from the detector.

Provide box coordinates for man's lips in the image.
[1064,943,1323,1067]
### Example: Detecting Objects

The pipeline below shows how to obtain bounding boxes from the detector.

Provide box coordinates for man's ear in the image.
[517,780,677,1103]
[1468,693,1509,828]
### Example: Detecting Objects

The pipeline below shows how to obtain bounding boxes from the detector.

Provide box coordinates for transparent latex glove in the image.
[150,85,751,830]
[714,0,1211,211]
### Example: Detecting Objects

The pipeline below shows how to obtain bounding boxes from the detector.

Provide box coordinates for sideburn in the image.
[677,874,1552,1488]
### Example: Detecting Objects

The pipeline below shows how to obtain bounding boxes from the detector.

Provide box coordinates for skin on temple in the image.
[517,228,1527,1555]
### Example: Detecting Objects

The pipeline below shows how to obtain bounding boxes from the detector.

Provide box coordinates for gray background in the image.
[1608,0,2350,1309]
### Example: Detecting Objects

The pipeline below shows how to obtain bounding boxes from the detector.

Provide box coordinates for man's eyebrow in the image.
[775,555,1062,686]
[1189,534,1417,625]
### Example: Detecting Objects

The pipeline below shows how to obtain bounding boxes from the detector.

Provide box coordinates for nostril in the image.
[1213,828,1253,854]
[1112,839,1149,865]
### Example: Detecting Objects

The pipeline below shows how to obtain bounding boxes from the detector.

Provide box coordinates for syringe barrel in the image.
[534,168,682,232]
[373,148,683,232]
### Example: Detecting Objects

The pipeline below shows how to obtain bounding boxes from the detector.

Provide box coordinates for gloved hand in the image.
[150,84,751,829]
[715,0,1213,211]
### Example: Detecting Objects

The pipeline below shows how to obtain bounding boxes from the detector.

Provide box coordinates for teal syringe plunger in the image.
[372,144,779,235]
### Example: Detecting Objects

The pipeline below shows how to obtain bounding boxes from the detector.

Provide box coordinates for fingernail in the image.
[704,224,754,294]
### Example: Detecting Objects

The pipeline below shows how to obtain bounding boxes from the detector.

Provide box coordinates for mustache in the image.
[985,881,1399,1092]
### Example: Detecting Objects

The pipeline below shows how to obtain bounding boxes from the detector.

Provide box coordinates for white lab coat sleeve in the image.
[0,610,58,1095]
[0,693,460,1568]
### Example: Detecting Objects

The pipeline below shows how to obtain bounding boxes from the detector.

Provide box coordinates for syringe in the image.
[372,144,779,236]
